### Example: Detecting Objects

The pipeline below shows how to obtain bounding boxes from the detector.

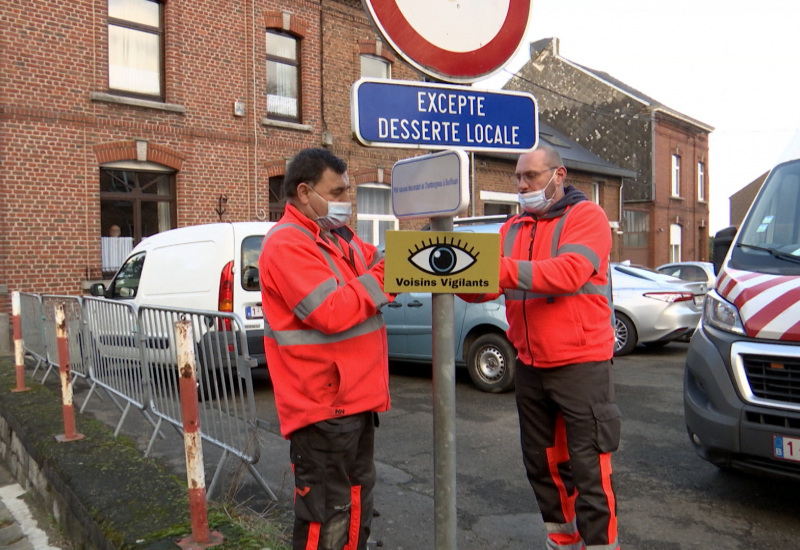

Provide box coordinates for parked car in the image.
[611,263,707,356]
[656,261,716,285]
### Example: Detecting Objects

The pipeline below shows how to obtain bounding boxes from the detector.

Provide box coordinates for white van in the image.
[90,222,275,366]
[685,132,800,478]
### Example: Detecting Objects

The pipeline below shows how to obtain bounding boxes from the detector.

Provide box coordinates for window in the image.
[268,176,284,221]
[108,252,145,298]
[108,0,163,98]
[591,181,600,204]
[241,236,263,291]
[697,162,706,201]
[100,164,176,248]
[484,202,517,216]
[622,210,649,248]
[670,224,682,262]
[266,30,300,121]
[671,154,681,197]
[361,54,391,79]
[356,184,397,246]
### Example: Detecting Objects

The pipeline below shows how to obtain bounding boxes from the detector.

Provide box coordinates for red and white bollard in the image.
[175,320,223,549]
[54,303,84,443]
[11,292,30,393]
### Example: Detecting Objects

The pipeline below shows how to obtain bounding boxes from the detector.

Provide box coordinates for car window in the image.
[679,266,708,282]
[241,235,263,291]
[110,252,145,298]
[658,266,681,278]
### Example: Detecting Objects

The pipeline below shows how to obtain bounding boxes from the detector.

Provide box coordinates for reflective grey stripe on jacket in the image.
[263,221,388,322]
[504,209,606,301]
[264,314,385,346]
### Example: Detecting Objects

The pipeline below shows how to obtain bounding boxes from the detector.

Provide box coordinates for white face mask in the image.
[518,171,557,215]
[311,189,352,230]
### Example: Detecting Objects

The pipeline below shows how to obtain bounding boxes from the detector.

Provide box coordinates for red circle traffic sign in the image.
[362,0,531,83]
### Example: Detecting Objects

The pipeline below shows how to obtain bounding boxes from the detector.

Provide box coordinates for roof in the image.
[482,120,638,179]
[528,38,714,133]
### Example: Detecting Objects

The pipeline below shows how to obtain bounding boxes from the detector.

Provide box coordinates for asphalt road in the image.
[251,342,800,549]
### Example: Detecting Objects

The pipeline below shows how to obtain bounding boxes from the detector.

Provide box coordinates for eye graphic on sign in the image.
[408,237,478,276]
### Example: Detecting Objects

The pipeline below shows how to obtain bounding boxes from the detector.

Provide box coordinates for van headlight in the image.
[702,290,745,334]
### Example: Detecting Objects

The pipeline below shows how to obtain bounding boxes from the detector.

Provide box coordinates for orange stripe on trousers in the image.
[305,523,321,550]
[344,485,362,550]
[600,452,618,544]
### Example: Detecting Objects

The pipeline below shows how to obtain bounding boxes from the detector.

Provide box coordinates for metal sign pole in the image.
[430,215,457,550]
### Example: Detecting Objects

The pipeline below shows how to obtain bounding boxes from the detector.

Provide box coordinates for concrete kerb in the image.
[0,355,195,549]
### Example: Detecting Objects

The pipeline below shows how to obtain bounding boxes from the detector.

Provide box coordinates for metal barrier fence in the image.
[138,305,274,499]
[18,293,47,373]
[41,295,87,385]
[15,292,275,501]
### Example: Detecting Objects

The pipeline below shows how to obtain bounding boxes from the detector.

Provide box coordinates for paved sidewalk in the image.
[0,461,65,550]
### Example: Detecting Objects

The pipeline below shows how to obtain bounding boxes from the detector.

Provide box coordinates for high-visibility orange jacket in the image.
[466,187,615,367]
[259,204,391,437]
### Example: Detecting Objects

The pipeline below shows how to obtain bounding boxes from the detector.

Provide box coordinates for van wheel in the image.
[466,333,516,393]
[614,312,637,357]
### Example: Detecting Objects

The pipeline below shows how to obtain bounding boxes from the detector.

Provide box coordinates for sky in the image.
[476,0,800,233]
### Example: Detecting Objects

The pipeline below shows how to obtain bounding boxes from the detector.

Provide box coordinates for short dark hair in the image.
[282,148,347,198]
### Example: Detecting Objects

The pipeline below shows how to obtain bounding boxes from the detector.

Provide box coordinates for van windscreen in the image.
[732,160,800,274]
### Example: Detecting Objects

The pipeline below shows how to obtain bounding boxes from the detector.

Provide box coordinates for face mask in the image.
[311,189,352,230]
[518,171,557,215]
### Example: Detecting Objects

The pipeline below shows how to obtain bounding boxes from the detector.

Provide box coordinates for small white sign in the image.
[391,150,469,219]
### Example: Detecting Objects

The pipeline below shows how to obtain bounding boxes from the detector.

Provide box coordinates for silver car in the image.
[611,263,707,356]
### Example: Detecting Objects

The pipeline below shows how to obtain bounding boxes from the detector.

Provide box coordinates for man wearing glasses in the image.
[464,144,620,549]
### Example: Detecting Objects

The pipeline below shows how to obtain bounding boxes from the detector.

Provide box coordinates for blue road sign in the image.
[351,78,538,153]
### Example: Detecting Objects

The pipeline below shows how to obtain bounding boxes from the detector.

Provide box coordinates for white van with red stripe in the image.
[685,132,800,478]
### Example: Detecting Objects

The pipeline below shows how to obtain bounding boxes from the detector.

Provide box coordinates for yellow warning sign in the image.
[384,231,500,293]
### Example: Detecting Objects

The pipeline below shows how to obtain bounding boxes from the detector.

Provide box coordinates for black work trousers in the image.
[289,412,376,550]
[515,359,621,549]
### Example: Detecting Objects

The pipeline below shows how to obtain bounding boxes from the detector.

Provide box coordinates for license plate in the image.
[773,435,800,462]
[246,305,263,320]
[694,294,705,306]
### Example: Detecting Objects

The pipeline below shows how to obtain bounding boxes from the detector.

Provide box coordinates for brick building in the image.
[1,1,632,338]
[729,172,767,228]
[505,38,714,267]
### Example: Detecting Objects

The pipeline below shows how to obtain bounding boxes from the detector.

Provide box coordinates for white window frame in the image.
[361,54,391,79]
[266,30,300,122]
[671,154,681,197]
[108,0,163,99]
[479,190,519,215]
[591,181,600,204]
[356,183,397,246]
[697,161,706,202]
[670,223,682,262]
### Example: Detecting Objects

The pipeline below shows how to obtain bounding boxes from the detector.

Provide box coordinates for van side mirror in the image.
[712,226,737,275]
[89,283,106,297]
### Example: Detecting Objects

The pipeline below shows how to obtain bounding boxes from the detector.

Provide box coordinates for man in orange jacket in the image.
[464,145,621,549]
[259,148,392,550]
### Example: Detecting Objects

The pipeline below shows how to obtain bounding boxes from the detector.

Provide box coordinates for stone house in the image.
[504,38,714,267]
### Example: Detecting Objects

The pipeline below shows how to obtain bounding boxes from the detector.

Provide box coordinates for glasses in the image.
[512,167,559,185]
